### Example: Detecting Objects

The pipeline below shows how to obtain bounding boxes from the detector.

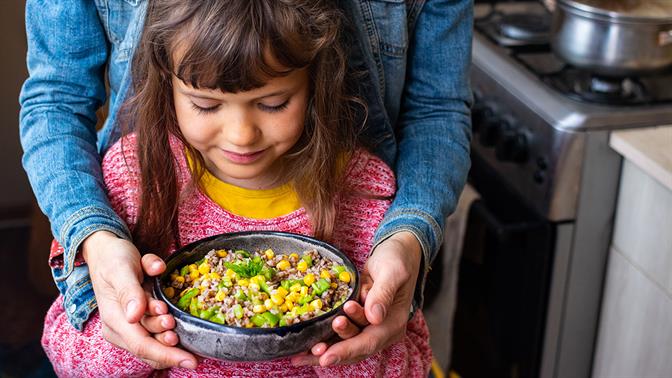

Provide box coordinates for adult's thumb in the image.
[363,269,400,325]
[112,266,147,323]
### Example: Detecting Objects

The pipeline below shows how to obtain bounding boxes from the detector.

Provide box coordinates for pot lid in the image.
[560,0,672,22]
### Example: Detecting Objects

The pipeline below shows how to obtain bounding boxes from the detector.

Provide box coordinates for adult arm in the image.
[295,0,473,366]
[20,1,195,369]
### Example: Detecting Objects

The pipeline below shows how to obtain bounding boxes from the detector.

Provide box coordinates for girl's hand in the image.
[291,231,422,366]
[82,231,198,369]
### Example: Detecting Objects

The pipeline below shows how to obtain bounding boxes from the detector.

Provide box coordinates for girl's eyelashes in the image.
[189,99,289,114]
[190,102,220,114]
[258,100,289,113]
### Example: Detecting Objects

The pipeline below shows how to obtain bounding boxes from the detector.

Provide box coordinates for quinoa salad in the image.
[162,248,354,328]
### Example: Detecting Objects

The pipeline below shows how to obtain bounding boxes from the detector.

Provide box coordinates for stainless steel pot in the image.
[551,0,672,76]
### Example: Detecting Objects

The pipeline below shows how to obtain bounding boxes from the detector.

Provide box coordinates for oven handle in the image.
[470,200,545,243]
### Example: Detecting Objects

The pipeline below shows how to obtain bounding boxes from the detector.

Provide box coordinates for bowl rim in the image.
[153,230,360,335]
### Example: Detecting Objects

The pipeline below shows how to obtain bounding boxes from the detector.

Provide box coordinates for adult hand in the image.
[82,230,198,369]
[291,231,422,367]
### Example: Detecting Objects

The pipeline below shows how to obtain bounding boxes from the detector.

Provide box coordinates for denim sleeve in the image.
[19,0,131,283]
[373,0,473,309]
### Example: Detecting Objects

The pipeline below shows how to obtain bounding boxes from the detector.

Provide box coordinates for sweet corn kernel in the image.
[285,300,294,310]
[338,271,351,283]
[287,292,299,303]
[303,273,316,286]
[280,304,288,312]
[264,248,275,259]
[253,304,266,313]
[289,253,299,261]
[189,270,200,280]
[198,263,210,275]
[215,290,227,301]
[188,264,198,272]
[331,282,338,289]
[255,275,266,284]
[277,260,291,271]
[238,279,249,287]
[300,286,308,297]
[277,287,288,297]
[264,299,273,309]
[296,260,308,272]
[209,272,221,280]
[245,323,254,328]
[225,269,236,278]
[290,283,302,292]
[320,269,331,279]
[310,298,323,310]
[180,287,195,297]
[271,294,284,305]
[216,249,228,258]
[174,276,185,284]
[163,287,175,299]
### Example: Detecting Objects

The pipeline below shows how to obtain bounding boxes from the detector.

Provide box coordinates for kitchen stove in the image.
[451,2,672,378]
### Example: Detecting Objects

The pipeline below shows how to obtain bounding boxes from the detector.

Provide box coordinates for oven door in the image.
[451,155,556,378]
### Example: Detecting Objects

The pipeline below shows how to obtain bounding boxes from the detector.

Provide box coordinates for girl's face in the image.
[172,69,309,189]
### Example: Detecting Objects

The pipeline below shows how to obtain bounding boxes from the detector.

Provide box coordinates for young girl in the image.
[42,0,431,376]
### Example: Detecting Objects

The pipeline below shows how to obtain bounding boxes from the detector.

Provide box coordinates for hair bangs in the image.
[169,1,311,93]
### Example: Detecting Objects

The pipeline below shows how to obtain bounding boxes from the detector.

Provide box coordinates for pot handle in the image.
[659,30,672,46]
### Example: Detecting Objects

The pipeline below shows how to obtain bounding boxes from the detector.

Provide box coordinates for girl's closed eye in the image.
[258,100,289,113]
[191,101,220,114]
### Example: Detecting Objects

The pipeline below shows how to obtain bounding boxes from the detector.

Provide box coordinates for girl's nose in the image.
[224,111,259,146]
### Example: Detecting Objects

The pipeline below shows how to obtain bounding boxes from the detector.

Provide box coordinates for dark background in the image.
[0,1,59,376]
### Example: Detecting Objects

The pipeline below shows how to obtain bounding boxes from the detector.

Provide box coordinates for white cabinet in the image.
[592,128,672,378]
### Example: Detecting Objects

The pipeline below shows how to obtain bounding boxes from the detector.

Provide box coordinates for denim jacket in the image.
[20,0,472,330]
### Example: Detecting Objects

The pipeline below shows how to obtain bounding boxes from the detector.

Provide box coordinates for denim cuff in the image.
[372,209,443,312]
[54,205,131,282]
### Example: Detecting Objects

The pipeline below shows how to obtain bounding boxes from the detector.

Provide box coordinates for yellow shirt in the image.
[200,170,301,219]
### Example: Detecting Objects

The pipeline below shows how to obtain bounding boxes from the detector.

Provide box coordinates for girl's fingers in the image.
[332,316,361,340]
[343,300,369,327]
[140,314,175,334]
[154,330,180,347]
[290,352,320,367]
[141,254,166,277]
[311,343,328,356]
[145,294,168,316]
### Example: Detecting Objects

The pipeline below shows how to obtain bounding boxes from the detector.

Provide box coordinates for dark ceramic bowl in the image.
[153,231,360,361]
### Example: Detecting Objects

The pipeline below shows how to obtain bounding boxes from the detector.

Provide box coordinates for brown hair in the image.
[122,0,363,254]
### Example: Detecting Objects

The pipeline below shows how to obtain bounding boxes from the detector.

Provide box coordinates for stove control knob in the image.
[471,102,493,134]
[479,113,502,147]
[495,128,529,163]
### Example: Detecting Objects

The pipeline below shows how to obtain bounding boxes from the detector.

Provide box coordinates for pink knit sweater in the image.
[42,135,431,377]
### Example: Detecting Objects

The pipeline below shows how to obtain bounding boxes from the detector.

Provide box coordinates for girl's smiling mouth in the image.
[221,148,267,164]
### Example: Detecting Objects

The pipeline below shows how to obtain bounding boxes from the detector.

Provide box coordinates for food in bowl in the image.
[162,247,354,328]
[153,231,360,361]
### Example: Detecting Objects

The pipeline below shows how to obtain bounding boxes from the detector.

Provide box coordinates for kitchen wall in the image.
[0,0,32,215]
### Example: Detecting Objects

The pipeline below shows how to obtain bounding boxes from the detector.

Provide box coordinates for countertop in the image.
[610,126,672,191]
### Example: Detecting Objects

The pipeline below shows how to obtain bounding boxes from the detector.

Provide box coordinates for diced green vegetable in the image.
[179,265,190,277]
[332,265,346,274]
[234,289,247,301]
[232,304,244,319]
[261,311,279,327]
[177,288,199,310]
[189,298,199,316]
[251,314,266,327]
[199,306,218,320]
[311,278,331,295]
[279,318,288,327]
[298,293,314,305]
[301,255,313,267]
[235,250,250,258]
[210,312,226,324]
